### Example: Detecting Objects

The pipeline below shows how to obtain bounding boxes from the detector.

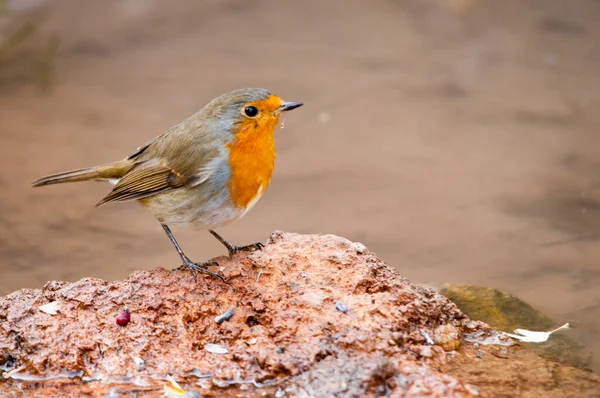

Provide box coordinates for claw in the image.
[175,258,227,283]
[228,242,264,256]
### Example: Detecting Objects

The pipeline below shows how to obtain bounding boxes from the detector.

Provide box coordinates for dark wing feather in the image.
[96,159,193,206]
[126,139,154,160]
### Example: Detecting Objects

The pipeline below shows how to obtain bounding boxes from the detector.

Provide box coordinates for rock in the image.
[0,232,598,397]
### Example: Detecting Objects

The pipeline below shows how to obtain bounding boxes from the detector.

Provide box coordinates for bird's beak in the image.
[278,101,303,112]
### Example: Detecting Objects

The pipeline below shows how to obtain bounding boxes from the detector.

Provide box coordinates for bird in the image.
[32,88,303,282]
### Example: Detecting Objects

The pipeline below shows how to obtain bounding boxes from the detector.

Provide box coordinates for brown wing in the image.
[97,111,222,206]
[96,159,195,206]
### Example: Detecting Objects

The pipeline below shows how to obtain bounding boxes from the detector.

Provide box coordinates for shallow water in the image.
[1,0,599,371]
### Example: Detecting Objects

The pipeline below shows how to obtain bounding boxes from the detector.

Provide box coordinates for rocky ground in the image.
[1,232,597,397]
[2,0,600,374]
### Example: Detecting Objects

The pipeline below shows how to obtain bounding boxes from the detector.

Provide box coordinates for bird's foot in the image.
[227,242,264,257]
[209,230,264,257]
[174,257,227,283]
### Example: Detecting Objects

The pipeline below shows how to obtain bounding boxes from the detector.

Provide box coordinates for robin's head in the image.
[203,88,303,139]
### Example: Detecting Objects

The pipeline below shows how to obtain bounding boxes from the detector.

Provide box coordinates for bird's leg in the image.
[161,224,226,283]
[209,230,264,257]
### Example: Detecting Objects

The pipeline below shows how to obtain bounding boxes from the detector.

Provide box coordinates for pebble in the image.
[214,309,234,325]
[336,301,348,313]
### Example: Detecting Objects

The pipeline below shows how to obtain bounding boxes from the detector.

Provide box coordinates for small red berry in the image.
[116,309,131,326]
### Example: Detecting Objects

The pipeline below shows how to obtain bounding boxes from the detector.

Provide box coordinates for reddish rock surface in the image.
[0,232,598,397]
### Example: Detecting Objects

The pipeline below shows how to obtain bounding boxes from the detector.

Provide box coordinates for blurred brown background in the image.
[1,0,599,370]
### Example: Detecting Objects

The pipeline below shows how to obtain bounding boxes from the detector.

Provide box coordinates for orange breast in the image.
[226,115,278,209]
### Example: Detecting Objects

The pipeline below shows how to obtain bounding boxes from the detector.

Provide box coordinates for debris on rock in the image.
[115,309,130,326]
[505,323,570,343]
[204,344,228,355]
[38,301,60,315]
[214,309,234,325]
[335,301,348,313]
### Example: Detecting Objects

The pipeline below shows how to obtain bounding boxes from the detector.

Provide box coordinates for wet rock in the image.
[0,232,597,397]
[440,284,593,369]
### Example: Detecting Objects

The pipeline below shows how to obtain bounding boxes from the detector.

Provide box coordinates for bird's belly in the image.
[138,185,258,228]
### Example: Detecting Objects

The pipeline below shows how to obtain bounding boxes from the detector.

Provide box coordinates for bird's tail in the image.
[31,159,133,187]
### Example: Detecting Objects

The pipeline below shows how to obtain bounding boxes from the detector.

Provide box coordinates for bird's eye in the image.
[244,106,258,117]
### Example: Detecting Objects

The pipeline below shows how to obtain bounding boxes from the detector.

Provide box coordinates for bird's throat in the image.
[226,121,277,210]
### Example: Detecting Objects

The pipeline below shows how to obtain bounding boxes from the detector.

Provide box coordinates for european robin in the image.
[32,88,303,281]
